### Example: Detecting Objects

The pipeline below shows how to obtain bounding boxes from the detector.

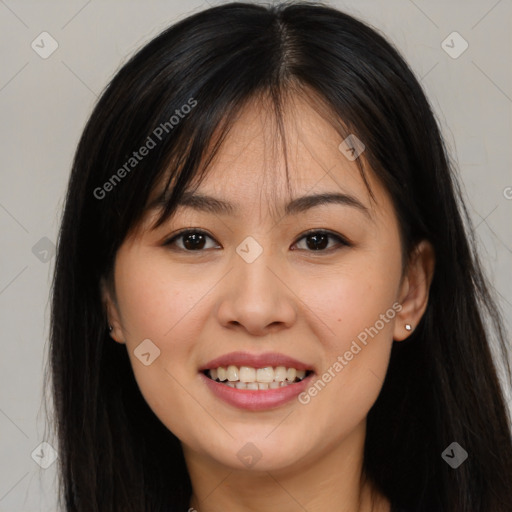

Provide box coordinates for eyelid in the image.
[294,228,352,249]
[162,228,352,252]
[162,228,219,249]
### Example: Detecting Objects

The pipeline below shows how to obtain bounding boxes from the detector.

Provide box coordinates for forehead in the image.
[146,92,395,228]
[198,94,367,198]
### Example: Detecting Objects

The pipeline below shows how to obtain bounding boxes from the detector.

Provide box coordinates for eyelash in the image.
[163,228,352,254]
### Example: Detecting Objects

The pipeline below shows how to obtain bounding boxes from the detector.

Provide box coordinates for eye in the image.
[163,229,220,252]
[163,228,351,253]
[292,229,351,252]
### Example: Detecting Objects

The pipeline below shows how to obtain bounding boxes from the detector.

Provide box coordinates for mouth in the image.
[199,351,315,410]
[203,365,314,390]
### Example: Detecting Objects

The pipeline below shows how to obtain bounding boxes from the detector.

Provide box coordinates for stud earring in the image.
[405,323,412,331]
[108,324,113,332]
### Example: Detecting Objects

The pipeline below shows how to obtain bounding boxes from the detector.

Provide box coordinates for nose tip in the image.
[228,319,286,336]
[216,258,297,336]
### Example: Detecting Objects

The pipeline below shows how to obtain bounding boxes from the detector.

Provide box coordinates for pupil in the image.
[307,233,328,250]
[184,233,205,250]
[182,233,329,251]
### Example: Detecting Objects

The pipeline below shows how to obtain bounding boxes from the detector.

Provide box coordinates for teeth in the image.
[274,366,287,381]
[296,369,306,380]
[207,365,310,387]
[256,367,274,383]
[240,366,256,382]
[286,368,296,382]
[226,380,296,390]
[227,365,239,382]
[217,366,227,381]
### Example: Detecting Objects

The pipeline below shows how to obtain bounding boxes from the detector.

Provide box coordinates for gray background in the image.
[0,0,511,510]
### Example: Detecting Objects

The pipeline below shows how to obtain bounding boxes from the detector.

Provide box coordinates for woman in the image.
[48,2,512,511]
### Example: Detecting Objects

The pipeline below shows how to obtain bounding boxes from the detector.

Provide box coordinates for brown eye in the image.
[292,230,350,252]
[163,229,350,253]
[164,229,219,251]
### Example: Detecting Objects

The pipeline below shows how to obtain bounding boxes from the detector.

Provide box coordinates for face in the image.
[104,94,433,474]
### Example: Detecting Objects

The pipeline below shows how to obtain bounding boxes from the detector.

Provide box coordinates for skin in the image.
[104,93,435,512]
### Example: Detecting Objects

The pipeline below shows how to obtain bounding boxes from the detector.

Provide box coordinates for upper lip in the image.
[200,351,314,372]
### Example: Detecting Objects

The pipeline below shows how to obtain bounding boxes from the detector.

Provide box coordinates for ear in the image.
[100,276,126,344]
[393,240,435,341]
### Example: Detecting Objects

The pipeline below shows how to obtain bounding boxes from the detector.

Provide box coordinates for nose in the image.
[215,245,297,337]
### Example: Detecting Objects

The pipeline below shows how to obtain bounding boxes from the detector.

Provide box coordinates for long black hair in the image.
[46,2,512,511]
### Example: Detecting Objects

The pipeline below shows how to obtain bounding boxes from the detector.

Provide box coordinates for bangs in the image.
[134,82,377,239]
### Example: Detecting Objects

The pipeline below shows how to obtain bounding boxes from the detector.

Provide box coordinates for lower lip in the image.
[200,372,314,411]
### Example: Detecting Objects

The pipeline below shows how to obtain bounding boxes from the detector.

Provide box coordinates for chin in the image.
[200,430,312,472]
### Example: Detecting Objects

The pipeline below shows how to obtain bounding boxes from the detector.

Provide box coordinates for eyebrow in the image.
[150,190,370,218]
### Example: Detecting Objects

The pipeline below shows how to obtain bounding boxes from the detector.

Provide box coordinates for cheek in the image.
[112,247,244,446]
[114,247,206,340]
[295,249,402,417]
[302,251,402,350]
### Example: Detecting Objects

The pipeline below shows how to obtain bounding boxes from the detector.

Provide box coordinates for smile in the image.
[204,365,312,390]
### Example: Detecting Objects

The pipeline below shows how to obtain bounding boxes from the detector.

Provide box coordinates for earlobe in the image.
[100,277,126,344]
[393,240,435,342]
